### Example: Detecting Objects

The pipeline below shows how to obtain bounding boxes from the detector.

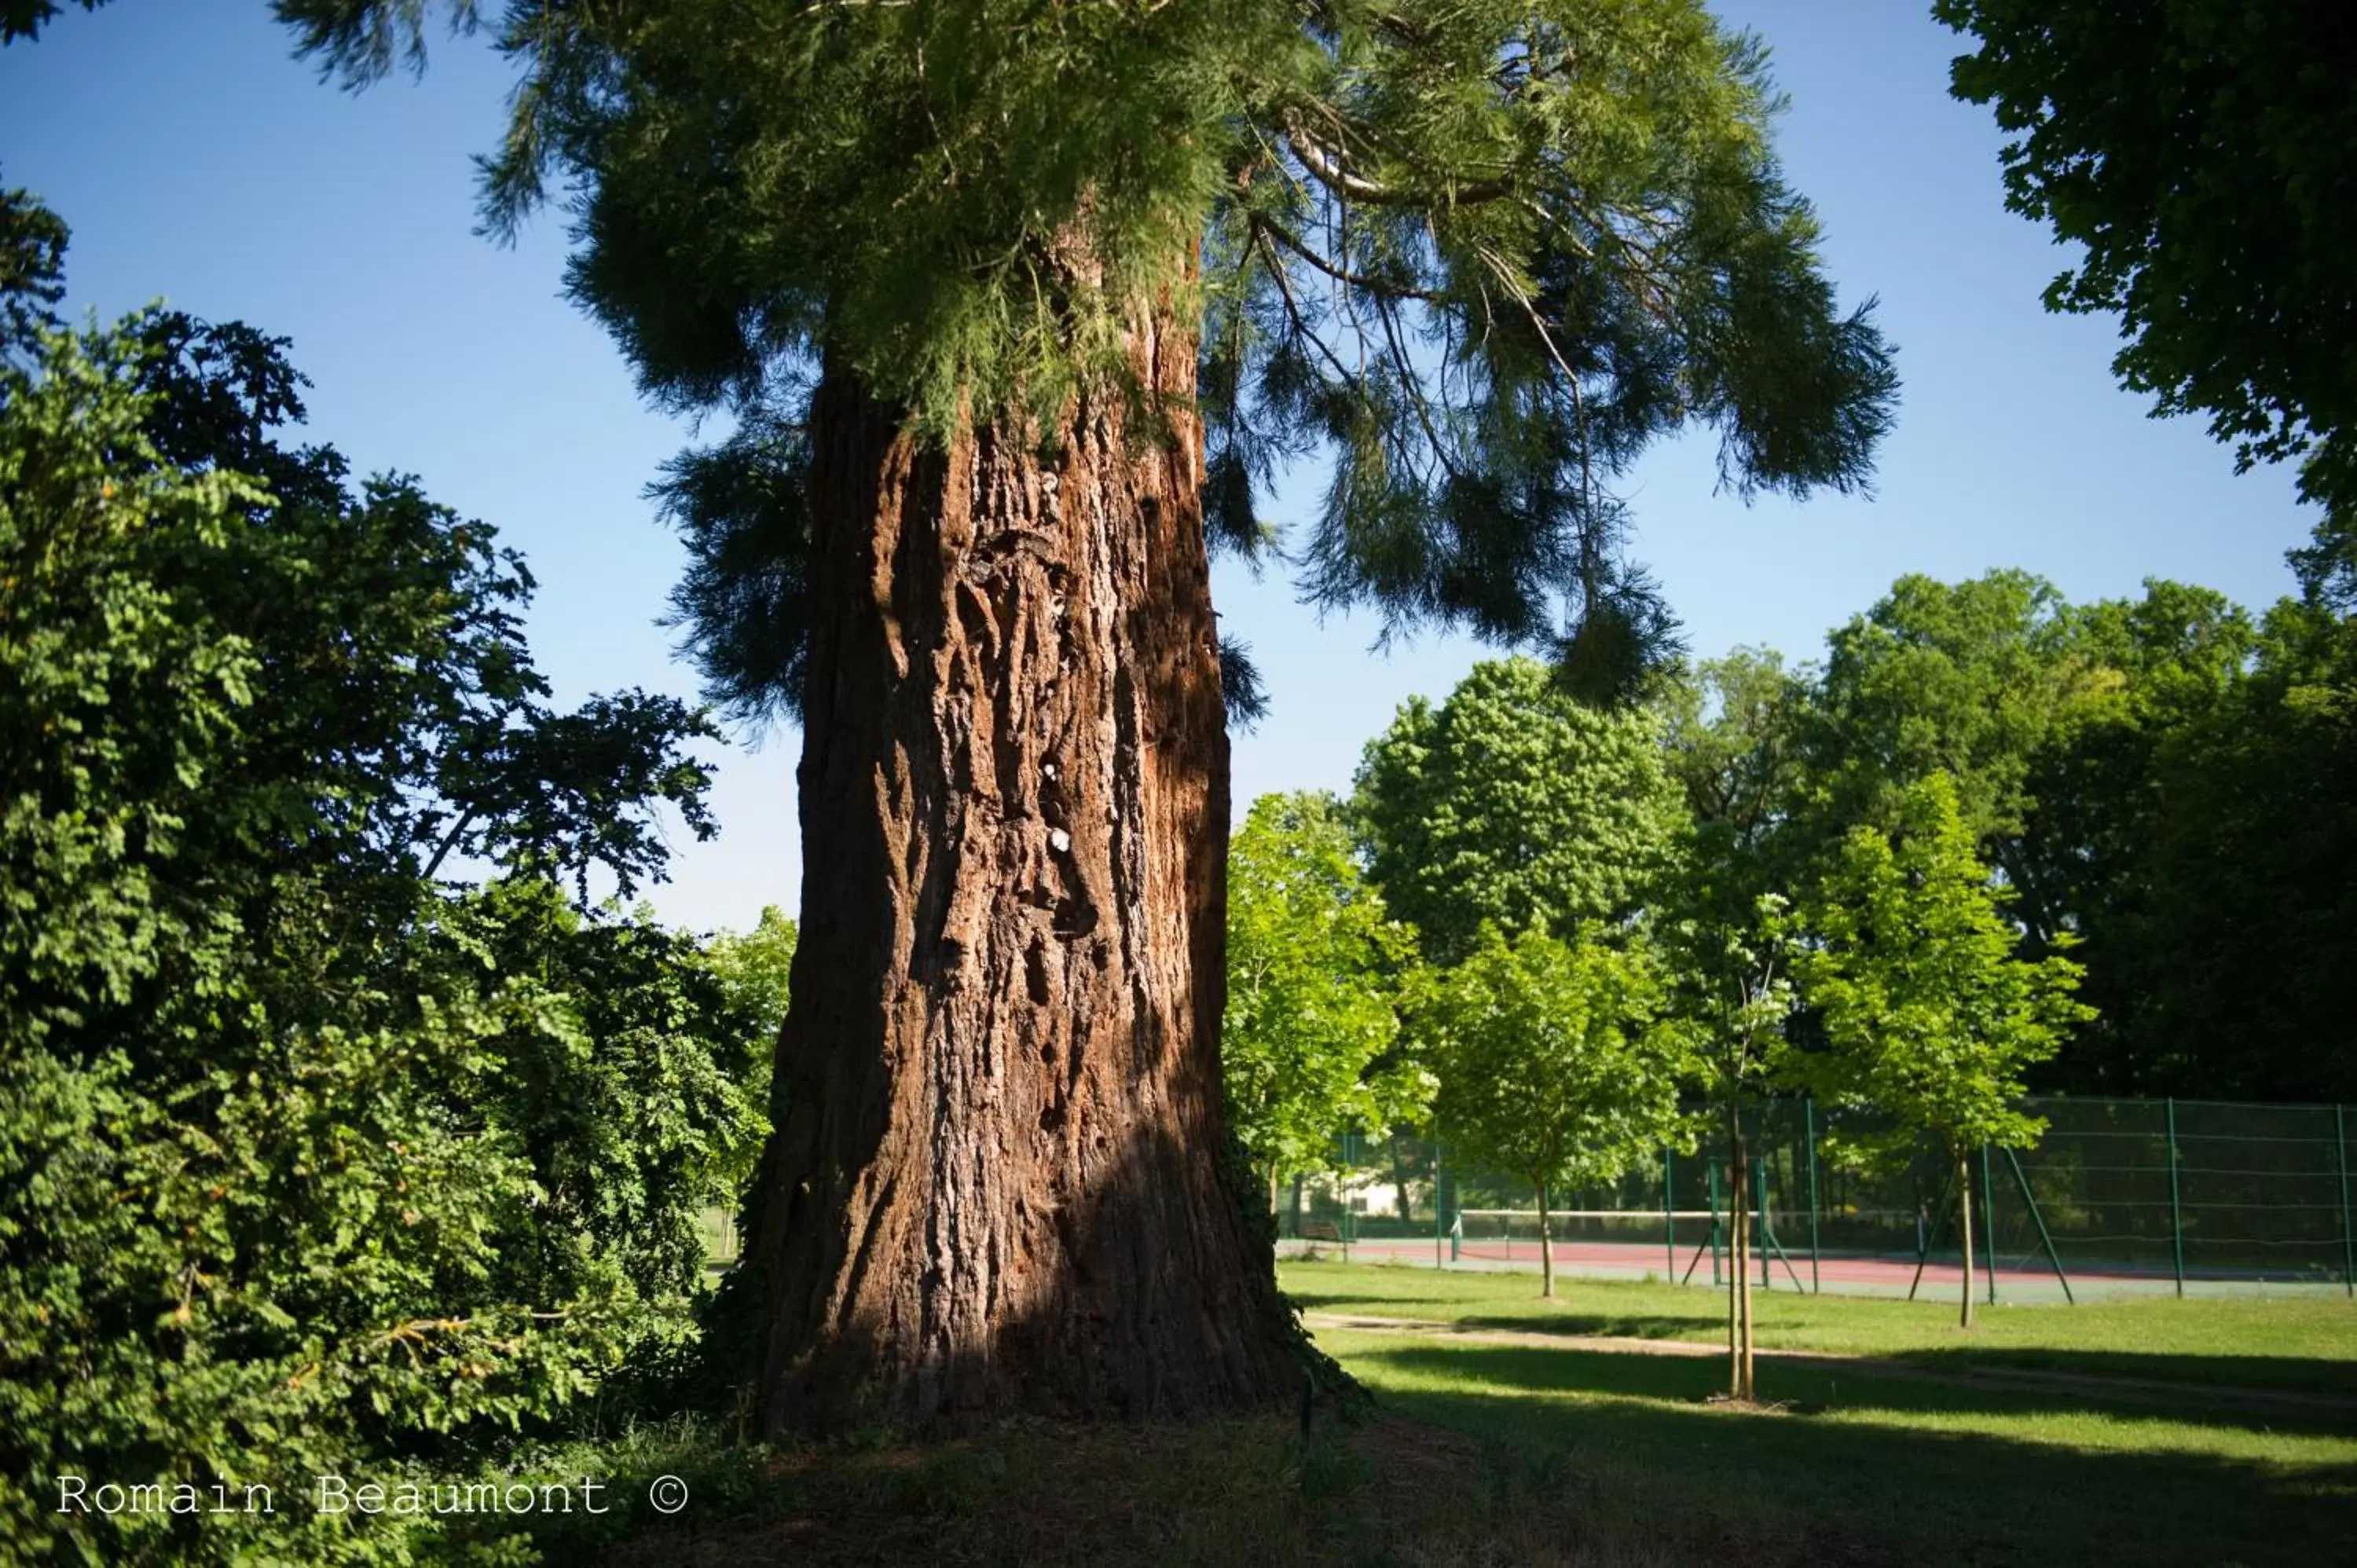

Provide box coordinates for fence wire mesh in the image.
[1274,1097,2357,1300]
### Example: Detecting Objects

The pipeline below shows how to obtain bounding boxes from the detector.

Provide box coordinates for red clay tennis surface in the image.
[1279,1236,2336,1299]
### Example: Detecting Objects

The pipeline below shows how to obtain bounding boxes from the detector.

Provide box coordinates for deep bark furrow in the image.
[755,306,1292,1434]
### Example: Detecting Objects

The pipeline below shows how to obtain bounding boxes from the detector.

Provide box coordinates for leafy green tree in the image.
[0,180,67,363]
[1653,647,1812,1395]
[458,879,775,1349]
[1782,570,2349,1102]
[1222,792,1424,1211]
[701,905,799,1185]
[1935,1,2357,565]
[2001,581,2249,1092]
[1790,571,2108,929]
[1659,885,1792,1401]
[2085,595,2357,1101]
[1657,647,1808,857]
[1356,657,1688,965]
[260,0,1894,1430]
[1413,923,1689,1299]
[1794,774,2092,1328]
[0,200,753,1562]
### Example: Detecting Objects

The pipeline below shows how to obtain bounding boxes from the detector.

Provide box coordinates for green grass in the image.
[489,1266,2357,1563]
[1282,1258,2357,1397]
[1283,1260,2357,1563]
[1323,1329,2357,1564]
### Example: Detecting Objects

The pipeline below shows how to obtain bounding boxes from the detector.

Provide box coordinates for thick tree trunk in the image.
[750,299,1295,1435]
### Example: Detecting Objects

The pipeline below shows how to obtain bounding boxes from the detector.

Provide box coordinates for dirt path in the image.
[1301,1310,2357,1423]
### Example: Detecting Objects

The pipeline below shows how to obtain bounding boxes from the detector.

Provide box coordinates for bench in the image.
[1298,1222,1343,1244]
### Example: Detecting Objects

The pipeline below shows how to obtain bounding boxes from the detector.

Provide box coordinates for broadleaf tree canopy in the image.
[0,185,771,1561]
[1794,772,2093,1166]
[1354,655,1687,964]
[1222,791,1424,1189]
[1413,920,1688,1295]
[1936,0,2357,604]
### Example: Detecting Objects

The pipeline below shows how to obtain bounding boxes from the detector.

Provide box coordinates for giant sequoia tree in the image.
[269,0,1895,1433]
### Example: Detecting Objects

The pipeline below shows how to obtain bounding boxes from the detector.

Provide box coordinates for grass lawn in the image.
[477,1265,2357,1564]
[1282,1257,2357,1397]
[1288,1259,2357,1564]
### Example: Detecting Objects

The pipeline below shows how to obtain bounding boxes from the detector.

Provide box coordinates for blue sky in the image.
[0,2,2315,936]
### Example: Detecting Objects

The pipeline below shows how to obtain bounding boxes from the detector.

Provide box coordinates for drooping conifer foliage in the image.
[280,0,1895,709]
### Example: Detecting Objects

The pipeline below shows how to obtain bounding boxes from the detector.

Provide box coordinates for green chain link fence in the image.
[1274,1097,2357,1301]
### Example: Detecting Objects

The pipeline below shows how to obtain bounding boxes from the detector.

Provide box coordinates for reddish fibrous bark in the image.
[750,299,1296,1435]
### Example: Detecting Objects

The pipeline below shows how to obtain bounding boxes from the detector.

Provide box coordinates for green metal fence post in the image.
[1433,1145,1452,1263]
[1981,1142,1999,1307]
[1754,1156,1771,1291]
[1434,1138,1446,1269]
[1805,1097,1822,1295]
[2336,1105,2353,1299]
[2005,1145,2073,1305]
[1663,1147,1676,1280]
[2166,1098,2186,1299]
[1709,1159,1722,1288]
[1755,1156,1806,1294]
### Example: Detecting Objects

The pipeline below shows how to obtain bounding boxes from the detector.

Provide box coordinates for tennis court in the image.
[1277,1095,2357,1306]
[1276,1227,2271,1299]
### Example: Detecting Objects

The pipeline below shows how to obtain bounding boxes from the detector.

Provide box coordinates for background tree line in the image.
[1670,563,2355,1105]
[1228,546,2357,1213]
[1224,542,2351,1363]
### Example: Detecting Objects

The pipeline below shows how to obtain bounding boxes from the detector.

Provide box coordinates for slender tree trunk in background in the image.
[1736,1197,1756,1400]
[1956,1152,1976,1331]
[750,291,1295,1436]
[1391,1133,1413,1225]
[1725,1185,1740,1398]
[1537,1179,1555,1299]
[1728,1114,1755,1401]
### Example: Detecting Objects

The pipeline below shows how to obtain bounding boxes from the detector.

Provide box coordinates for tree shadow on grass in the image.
[1883,1343,2357,1403]
[1324,1303,2357,1416]
[1335,1338,2357,1566]
[1284,1277,2357,1409]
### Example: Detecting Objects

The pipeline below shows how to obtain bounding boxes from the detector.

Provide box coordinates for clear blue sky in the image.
[0,2,2315,936]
